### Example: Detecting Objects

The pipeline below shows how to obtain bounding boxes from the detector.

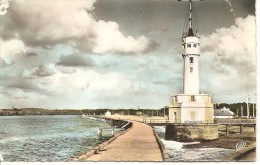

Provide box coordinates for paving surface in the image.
[87,121,163,161]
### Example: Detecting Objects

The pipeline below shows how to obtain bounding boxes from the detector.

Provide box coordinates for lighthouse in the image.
[168,0,214,123]
[165,0,218,142]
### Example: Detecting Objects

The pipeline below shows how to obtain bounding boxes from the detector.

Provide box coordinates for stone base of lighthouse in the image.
[166,94,218,141]
[168,94,214,123]
[165,124,218,142]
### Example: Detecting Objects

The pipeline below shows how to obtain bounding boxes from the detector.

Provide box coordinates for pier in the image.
[73,115,256,161]
[85,120,164,161]
[216,119,256,135]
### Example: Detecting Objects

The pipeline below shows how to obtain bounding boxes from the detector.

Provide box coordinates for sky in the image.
[0,0,257,109]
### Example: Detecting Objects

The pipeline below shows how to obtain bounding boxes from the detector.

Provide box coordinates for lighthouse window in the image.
[187,44,191,48]
[190,67,193,73]
[189,57,194,63]
[193,44,197,47]
[191,95,195,101]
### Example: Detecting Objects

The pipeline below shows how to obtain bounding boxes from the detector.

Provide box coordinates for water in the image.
[153,126,232,161]
[0,115,115,161]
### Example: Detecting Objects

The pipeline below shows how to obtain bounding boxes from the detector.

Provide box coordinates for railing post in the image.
[97,128,102,139]
[226,125,229,135]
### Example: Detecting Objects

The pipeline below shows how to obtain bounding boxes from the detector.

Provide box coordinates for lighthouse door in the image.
[173,112,177,122]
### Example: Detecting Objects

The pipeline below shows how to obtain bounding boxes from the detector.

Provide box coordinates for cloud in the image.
[26,51,37,58]
[0,38,27,64]
[200,15,256,99]
[56,54,93,67]
[87,72,132,93]
[92,20,157,54]
[1,0,157,54]
[49,69,136,96]
[0,76,39,92]
[33,64,55,77]
[0,0,9,15]
[201,15,256,71]
[0,87,48,108]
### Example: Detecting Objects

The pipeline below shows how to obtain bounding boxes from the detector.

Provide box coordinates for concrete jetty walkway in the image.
[87,121,163,161]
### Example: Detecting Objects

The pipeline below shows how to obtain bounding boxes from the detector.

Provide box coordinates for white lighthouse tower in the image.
[168,0,214,123]
[182,22,200,94]
[182,0,200,95]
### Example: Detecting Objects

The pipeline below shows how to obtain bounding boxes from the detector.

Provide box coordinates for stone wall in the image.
[165,124,218,142]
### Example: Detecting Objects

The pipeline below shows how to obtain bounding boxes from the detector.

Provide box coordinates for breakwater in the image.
[71,116,133,160]
[73,116,165,161]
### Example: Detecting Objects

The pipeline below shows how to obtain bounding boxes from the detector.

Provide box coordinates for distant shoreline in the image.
[0,108,168,117]
[0,114,81,116]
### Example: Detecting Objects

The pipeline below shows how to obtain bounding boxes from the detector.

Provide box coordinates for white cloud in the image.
[93,20,152,54]
[200,15,256,101]
[48,69,135,96]
[2,0,155,54]
[0,0,9,15]
[201,15,256,70]
[87,72,132,93]
[0,38,27,64]
[0,63,165,108]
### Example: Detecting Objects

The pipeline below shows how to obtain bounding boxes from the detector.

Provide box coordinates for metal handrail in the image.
[215,119,256,124]
[97,128,116,139]
[142,119,215,124]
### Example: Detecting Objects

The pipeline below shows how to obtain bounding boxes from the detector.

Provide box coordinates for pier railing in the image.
[143,118,257,125]
[183,120,215,124]
[97,128,118,140]
[143,119,215,124]
[143,119,175,124]
[215,119,256,125]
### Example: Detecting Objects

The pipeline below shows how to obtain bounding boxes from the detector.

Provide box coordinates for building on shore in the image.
[214,107,235,119]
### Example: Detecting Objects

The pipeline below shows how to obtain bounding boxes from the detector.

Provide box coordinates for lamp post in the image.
[253,102,255,118]
[247,95,250,119]
[241,105,243,118]
[0,153,4,164]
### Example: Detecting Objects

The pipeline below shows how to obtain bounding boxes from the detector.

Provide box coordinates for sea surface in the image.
[153,126,232,161]
[0,115,115,161]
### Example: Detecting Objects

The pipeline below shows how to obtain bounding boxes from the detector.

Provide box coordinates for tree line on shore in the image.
[0,107,169,116]
[0,102,256,116]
